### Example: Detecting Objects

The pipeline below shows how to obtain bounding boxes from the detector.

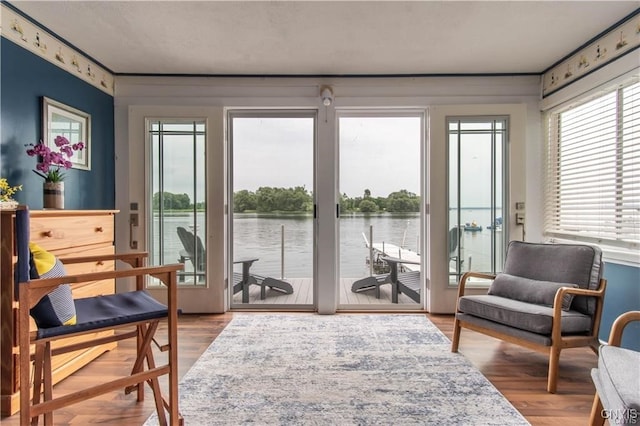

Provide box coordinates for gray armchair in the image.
[589,311,640,426]
[451,241,607,393]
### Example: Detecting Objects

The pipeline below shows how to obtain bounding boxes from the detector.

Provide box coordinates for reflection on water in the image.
[156,209,503,280]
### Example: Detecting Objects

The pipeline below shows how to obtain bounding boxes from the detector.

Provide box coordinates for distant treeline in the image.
[154,187,421,213]
[235,187,420,213]
[153,192,204,210]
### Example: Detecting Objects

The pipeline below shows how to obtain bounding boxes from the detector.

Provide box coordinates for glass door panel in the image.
[230,112,315,306]
[448,118,506,285]
[338,114,422,307]
[148,120,206,286]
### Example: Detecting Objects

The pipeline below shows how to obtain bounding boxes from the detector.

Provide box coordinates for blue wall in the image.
[1,37,114,209]
[600,262,640,351]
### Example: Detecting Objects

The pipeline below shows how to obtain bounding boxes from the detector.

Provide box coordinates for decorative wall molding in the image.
[0,3,114,96]
[542,12,640,98]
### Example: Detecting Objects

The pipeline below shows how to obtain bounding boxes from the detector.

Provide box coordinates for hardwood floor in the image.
[0,313,599,425]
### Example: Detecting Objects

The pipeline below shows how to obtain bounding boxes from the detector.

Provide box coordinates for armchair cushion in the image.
[28,242,77,328]
[488,273,578,311]
[458,295,592,335]
[502,241,603,315]
[592,345,640,419]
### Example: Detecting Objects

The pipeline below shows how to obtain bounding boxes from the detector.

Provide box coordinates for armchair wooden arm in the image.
[551,279,607,346]
[606,310,640,346]
[456,271,496,300]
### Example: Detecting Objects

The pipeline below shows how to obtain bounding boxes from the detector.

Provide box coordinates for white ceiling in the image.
[11,1,640,76]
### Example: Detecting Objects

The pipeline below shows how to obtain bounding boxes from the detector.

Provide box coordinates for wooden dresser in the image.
[0,209,119,416]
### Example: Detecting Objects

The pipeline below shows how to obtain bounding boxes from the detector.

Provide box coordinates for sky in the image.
[233,116,421,198]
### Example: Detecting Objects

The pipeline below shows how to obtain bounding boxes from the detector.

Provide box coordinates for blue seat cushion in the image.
[36,291,168,339]
[458,295,592,335]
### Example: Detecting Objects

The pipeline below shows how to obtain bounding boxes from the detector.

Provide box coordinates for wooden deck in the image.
[231,277,419,305]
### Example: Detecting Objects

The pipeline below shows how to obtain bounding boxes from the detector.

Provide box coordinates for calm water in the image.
[155,209,502,279]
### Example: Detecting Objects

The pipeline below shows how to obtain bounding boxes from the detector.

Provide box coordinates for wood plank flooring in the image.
[0,313,599,425]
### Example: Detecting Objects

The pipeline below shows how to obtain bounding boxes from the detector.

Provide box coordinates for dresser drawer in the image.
[59,245,116,274]
[30,214,114,251]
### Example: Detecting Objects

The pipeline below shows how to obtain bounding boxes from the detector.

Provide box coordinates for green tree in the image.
[358,199,378,212]
[386,190,420,212]
[153,192,191,210]
[374,196,387,211]
[340,192,357,213]
[234,190,257,212]
[256,187,276,212]
[252,186,313,212]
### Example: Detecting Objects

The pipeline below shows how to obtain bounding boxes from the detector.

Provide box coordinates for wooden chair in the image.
[15,209,183,425]
[380,256,421,303]
[452,241,607,393]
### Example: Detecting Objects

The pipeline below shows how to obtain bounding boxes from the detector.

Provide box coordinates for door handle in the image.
[129,213,138,249]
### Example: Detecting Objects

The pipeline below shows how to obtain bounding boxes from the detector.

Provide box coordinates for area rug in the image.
[145,314,529,425]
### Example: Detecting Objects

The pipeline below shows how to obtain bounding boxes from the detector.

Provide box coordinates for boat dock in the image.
[362,233,421,272]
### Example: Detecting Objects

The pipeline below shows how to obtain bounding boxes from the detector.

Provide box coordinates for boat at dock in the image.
[463,221,483,232]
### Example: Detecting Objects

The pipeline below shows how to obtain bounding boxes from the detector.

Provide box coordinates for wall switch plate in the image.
[515,202,525,210]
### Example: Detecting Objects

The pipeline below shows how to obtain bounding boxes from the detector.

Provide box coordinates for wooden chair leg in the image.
[125,321,170,424]
[31,344,45,426]
[451,317,461,352]
[589,393,605,426]
[126,322,159,398]
[136,324,148,402]
[43,342,53,426]
[144,340,168,426]
[547,344,561,393]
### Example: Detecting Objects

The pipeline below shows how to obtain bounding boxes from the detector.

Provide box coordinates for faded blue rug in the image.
[145,314,529,425]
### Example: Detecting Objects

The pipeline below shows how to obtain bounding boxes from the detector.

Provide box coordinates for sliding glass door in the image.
[338,113,423,308]
[229,111,316,307]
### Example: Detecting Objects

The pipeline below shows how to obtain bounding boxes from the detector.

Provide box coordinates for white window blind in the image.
[545,81,640,253]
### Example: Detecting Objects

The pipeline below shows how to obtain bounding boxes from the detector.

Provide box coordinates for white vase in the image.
[0,200,19,210]
[43,181,64,209]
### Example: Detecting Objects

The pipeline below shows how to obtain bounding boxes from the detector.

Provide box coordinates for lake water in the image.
[156,209,502,279]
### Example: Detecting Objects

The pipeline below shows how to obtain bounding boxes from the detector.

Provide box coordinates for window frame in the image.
[543,80,640,265]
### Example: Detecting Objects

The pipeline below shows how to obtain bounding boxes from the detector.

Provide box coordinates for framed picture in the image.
[42,96,91,170]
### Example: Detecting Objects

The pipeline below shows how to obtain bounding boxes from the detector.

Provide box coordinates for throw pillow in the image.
[488,273,578,311]
[29,242,77,328]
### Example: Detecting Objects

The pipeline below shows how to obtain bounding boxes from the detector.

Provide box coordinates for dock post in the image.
[281,224,285,279]
[369,225,373,276]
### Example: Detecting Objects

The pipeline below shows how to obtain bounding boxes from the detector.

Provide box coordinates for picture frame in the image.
[42,96,91,170]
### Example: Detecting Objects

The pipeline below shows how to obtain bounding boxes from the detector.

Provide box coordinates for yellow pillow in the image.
[28,243,77,327]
